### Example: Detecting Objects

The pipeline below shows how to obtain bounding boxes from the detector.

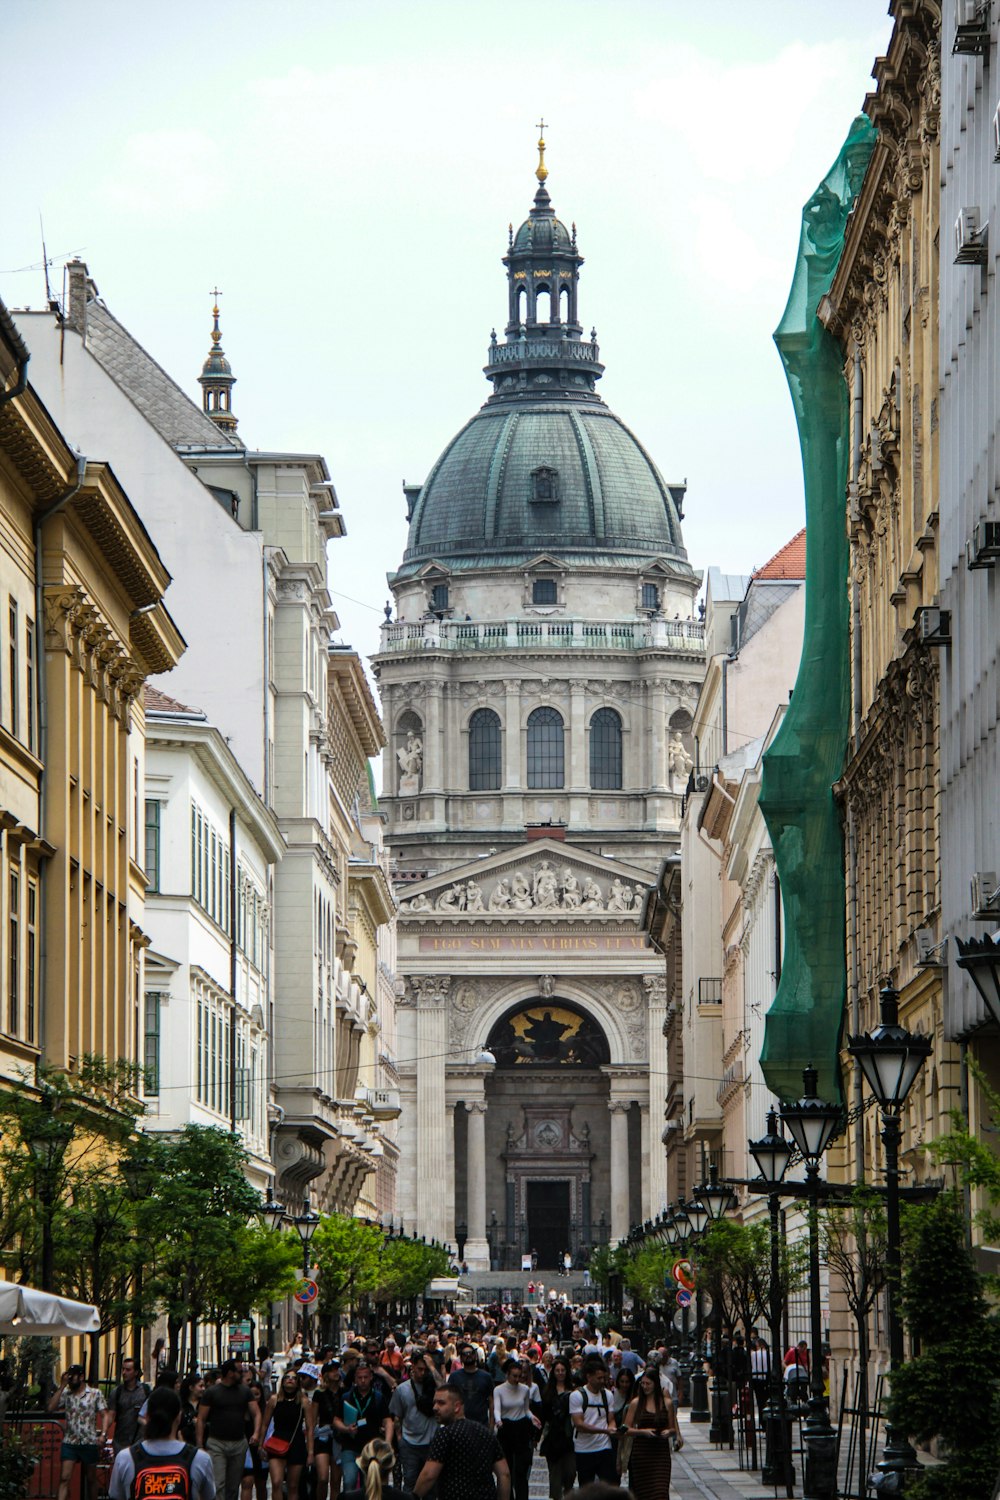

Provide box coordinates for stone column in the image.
[643,975,670,1217]
[650,681,668,791]
[609,1100,631,1242]
[639,1103,651,1219]
[465,1100,490,1269]
[423,682,443,792]
[413,976,450,1243]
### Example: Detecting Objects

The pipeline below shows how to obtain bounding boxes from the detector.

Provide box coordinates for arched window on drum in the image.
[469,709,502,791]
[590,708,622,790]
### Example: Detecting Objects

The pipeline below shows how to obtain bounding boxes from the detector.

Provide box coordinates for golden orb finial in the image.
[535,118,548,183]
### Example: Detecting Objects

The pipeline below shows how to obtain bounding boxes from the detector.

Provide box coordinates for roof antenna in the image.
[39,213,56,311]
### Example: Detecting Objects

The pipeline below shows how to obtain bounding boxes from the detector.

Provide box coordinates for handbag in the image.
[263,1407,302,1459]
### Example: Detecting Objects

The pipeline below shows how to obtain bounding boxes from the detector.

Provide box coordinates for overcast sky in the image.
[2,1,893,670]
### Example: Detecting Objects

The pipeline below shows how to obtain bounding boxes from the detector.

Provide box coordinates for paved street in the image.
[526,1409,790,1499]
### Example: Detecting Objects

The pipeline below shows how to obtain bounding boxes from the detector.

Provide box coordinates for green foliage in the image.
[204,1223,301,1327]
[371,1237,449,1304]
[0,1428,37,1500]
[621,1242,674,1309]
[588,1244,625,1294]
[696,1217,804,1337]
[927,1058,1000,1269]
[887,1195,1000,1500]
[312,1217,448,1319]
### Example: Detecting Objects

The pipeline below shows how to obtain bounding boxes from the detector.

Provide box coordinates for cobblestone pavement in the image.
[526,1408,792,1499]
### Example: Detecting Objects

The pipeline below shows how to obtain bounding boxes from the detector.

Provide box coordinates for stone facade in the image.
[374,149,704,1269]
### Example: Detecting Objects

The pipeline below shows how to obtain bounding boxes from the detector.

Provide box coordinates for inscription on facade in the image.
[418,932,648,953]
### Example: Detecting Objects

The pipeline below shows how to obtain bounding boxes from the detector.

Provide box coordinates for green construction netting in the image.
[758,115,877,1108]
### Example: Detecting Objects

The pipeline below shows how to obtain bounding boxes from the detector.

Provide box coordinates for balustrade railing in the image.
[379,617,705,655]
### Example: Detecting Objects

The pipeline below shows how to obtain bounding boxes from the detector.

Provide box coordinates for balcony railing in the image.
[698,977,723,1004]
[360,1086,402,1120]
[379,617,706,655]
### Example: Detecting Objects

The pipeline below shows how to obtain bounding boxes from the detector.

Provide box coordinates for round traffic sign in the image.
[293,1277,319,1305]
[676,1289,692,1309]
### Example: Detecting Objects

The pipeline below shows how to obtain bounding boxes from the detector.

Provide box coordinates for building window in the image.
[430,583,449,612]
[590,708,623,789]
[7,865,18,1036]
[530,466,559,503]
[527,707,564,789]
[642,582,659,611]
[191,801,230,928]
[26,877,36,1044]
[25,622,34,753]
[532,578,558,605]
[145,801,161,892]
[144,992,161,1095]
[8,600,17,740]
[469,708,502,791]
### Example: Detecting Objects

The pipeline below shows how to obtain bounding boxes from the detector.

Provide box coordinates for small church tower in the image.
[198,291,238,432]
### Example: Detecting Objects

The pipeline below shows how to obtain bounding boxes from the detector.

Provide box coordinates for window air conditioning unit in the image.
[955,207,988,264]
[693,773,710,792]
[968,520,1000,568]
[971,871,1000,919]
[916,930,948,966]
[954,0,991,55]
[916,606,951,645]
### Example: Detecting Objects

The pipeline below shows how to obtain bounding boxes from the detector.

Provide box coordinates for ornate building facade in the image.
[372,142,705,1269]
[819,2,959,1192]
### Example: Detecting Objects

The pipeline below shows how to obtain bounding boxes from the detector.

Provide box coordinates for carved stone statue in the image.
[397,732,423,795]
[560,867,582,909]
[532,860,559,909]
[436,882,465,912]
[579,877,605,911]
[538,974,556,998]
[405,893,433,913]
[465,879,484,913]
[489,878,512,911]
[608,877,633,913]
[510,872,534,911]
[667,733,693,786]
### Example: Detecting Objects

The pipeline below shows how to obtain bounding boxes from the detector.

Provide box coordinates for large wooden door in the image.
[526,1180,570,1270]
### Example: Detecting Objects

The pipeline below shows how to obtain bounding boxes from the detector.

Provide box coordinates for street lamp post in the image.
[749,1111,796,1498]
[780,1066,843,1500]
[697,1166,737,1447]
[292,1194,320,1352]
[848,982,932,1493]
[121,1147,157,1366]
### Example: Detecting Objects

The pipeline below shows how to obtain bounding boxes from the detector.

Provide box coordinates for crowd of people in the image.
[46,1302,689,1500]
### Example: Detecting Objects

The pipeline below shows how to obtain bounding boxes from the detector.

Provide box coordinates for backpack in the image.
[129,1443,196,1500]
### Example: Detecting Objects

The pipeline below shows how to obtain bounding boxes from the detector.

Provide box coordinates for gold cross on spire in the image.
[209,288,223,345]
[535,119,548,184]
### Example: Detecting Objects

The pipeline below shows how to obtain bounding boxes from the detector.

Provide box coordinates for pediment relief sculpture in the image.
[399,857,646,916]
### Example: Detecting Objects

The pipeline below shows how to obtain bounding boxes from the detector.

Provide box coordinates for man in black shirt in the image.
[110,1358,149,1455]
[196,1358,261,1500]
[446,1347,494,1428]
[414,1386,510,1500]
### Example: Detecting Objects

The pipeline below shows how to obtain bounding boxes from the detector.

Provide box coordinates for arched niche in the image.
[486,998,611,1069]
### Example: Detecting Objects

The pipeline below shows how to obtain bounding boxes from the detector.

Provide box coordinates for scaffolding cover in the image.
[758,116,877,1107]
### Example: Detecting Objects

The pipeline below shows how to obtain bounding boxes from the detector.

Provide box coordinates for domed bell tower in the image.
[198,290,238,433]
[486,124,604,403]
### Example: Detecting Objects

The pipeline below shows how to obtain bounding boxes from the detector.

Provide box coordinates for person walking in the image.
[569,1355,617,1488]
[48,1363,110,1500]
[196,1357,262,1500]
[108,1388,215,1500]
[389,1351,440,1492]
[261,1369,314,1500]
[111,1358,150,1455]
[492,1361,541,1500]
[447,1346,494,1428]
[313,1360,345,1500]
[621,1368,681,1499]
[335,1361,394,1492]
[538,1355,575,1500]
[413,1384,510,1500]
[342,1438,410,1500]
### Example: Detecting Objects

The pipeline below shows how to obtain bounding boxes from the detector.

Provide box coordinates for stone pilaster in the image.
[608,1099,631,1241]
[413,975,451,1243]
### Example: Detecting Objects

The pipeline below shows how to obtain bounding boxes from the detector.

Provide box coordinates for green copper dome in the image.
[393,166,691,580]
[398,403,687,575]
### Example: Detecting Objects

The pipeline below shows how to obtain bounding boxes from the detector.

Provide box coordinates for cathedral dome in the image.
[393,140,691,580]
[399,401,686,574]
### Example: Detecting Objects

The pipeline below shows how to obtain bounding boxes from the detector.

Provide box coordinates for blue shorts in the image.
[61,1443,99,1465]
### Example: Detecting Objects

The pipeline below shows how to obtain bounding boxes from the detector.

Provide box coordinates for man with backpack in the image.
[109,1388,215,1500]
[569,1355,616,1487]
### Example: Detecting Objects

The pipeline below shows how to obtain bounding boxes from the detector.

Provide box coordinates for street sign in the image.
[293,1277,319,1305]
[673,1259,696,1292]
[676,1289,692,1309]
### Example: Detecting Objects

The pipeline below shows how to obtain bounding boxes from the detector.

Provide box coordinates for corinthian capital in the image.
[409,974,452,1008]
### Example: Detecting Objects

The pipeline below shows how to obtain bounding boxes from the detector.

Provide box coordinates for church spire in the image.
[198,289,238,432]
[535,118,548,183]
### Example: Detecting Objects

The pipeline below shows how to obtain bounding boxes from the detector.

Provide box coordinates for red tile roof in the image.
[143,685,202,715]
[753,528,806,580]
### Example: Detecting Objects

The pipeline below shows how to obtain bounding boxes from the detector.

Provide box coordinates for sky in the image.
[1,0,894,671]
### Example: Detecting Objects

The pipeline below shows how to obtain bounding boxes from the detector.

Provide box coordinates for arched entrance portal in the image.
[456,998,615,1271]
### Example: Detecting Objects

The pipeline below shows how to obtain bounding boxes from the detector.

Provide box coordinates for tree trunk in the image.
[167,1315,182,1369]
[856,1313,870,1493]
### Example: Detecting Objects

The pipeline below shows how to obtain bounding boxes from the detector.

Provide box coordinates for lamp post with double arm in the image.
[696,1165,737,1446]
[748,1111,796,1497]
[780,1067,843,1500]
[848,982,931,1494]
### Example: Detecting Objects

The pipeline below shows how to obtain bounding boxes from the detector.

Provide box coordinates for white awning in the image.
[0,1281,100,1336]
